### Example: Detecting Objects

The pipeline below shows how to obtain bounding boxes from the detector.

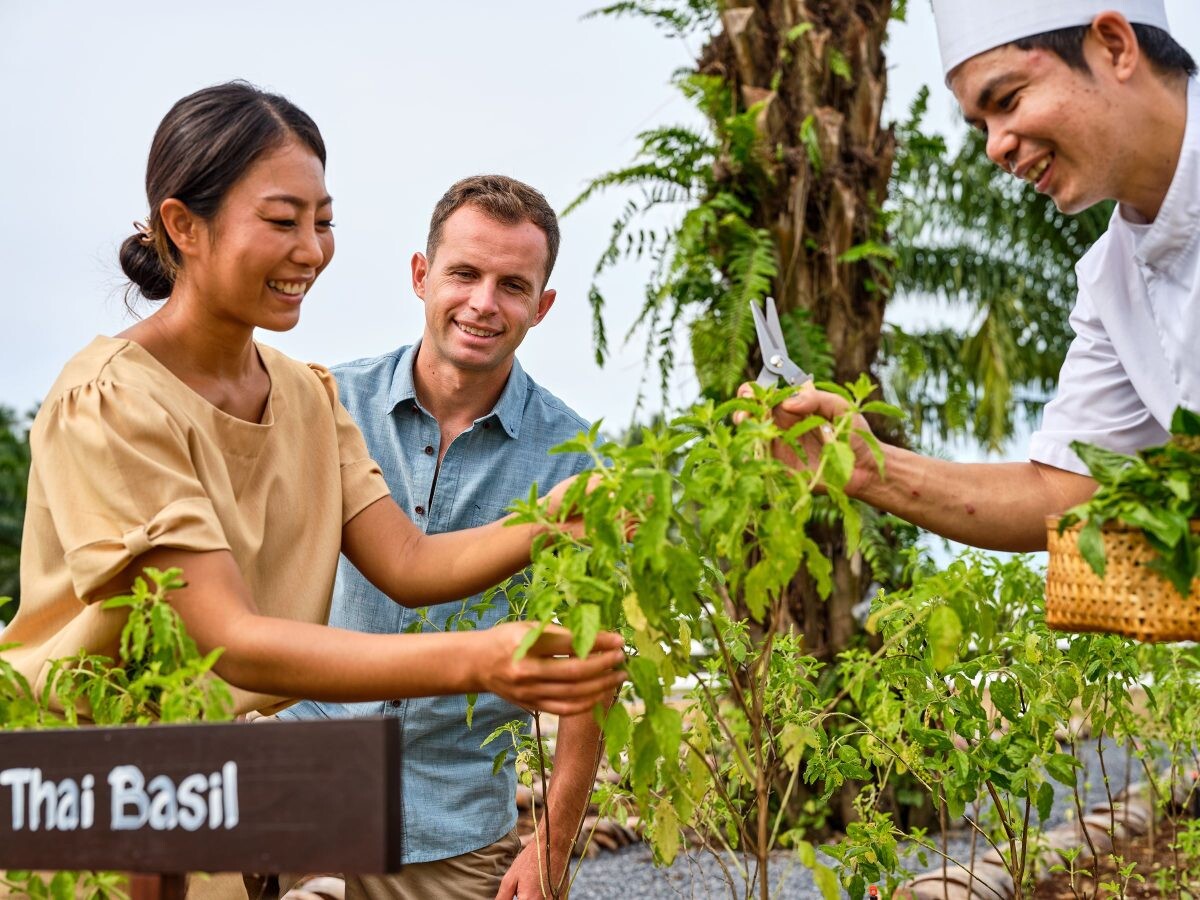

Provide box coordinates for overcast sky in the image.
[3,2,1199,436]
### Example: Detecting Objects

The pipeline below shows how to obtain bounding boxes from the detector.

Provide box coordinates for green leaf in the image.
[603,702,632,769]
[800,114,822,174]
[814,862,841,900]
[1045,752,1081,786]
[628,656,664,708]
[860,400,904,418]
[48,871,75,900]
[512,621,545,660]
[989,679,1020,720]
[650,705,683,761]
[567,603,602,658]
[622,592,648,632]
[1077,519,1107,578]
[837,241,897,264]
[928,606,962,672]
[652,800,681,864]
[1171,406,1200,436]
[821,441,856,490]
[1036,781,1055,822]
[785,22,814,42]
[827,48,852,82]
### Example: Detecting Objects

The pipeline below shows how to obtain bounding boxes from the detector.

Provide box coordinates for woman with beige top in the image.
[2,81,624,719]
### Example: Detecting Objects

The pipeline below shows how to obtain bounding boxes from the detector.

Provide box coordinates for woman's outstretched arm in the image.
[341,482,577,608]
[96,546,625,716]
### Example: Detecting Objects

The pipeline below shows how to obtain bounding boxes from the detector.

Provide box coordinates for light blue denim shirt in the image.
[278,342,591,863]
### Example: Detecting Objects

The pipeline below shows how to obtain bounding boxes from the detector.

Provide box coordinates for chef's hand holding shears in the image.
[740,298,1097,551]
[741,297,877,497]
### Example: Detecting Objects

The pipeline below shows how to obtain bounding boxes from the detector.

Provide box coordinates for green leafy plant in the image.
[0,406,32,621]
[835,549,1179,900]
[1,567,233,896]
[502,380,902,898]
[0,869,128,900]
[1059,407,1200,597]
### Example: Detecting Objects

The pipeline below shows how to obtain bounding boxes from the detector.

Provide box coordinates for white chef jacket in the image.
[1029,78,1200,475]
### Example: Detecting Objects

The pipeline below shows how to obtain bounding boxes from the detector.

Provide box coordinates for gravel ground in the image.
[567,740,1140,899]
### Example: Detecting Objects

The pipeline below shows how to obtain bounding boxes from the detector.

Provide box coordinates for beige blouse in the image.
[4,336,390,715]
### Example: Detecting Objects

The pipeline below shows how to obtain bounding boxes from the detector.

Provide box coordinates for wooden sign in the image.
[0,718,402,874]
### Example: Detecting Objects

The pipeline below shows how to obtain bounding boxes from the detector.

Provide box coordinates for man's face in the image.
[413,204,556,376]
[951,42,1121,214]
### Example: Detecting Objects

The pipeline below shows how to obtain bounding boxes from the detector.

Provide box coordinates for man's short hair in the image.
[426,175,561,286]
[1014,23,1197,77]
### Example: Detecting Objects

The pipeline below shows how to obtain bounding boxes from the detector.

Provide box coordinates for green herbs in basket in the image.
[1057,407,1200,598]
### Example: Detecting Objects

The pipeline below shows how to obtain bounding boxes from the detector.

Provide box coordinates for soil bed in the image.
[1033,821,1198,900]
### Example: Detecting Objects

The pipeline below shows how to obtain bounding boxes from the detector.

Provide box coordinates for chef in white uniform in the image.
[761,0,1199,551]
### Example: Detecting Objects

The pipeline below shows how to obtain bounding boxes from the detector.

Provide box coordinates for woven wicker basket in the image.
[1045,516,1200,642]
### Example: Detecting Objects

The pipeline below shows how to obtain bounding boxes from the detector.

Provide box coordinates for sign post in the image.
[0,719,402,893]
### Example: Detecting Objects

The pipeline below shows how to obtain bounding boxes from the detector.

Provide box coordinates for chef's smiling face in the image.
[945,10,1181,219]
[951,40,1122,215]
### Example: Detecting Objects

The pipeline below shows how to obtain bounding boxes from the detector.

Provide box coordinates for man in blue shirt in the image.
[281,176,598,899]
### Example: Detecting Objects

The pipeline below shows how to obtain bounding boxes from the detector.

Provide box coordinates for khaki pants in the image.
[344,828,522,900]
[185,829,521,900]
[188,715,523,900]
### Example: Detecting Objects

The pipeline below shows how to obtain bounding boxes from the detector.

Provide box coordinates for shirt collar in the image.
[490,356,529,439]
[1130,78,1200,276]
[387,342,422,411]
[387,340,528,440]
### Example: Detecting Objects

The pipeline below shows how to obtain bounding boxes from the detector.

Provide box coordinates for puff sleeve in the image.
[306,363,390,524]
[30,379,230,600]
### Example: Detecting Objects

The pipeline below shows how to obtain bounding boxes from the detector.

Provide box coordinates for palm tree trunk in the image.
[703,0,899,836]
[709,0,894,651]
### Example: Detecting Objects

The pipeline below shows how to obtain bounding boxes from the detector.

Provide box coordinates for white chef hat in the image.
[932,0,1171,77]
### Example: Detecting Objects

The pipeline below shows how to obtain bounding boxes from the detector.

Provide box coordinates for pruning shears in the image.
[751,297,811,388]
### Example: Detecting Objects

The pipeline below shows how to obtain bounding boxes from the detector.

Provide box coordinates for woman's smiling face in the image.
[181,137,335,332]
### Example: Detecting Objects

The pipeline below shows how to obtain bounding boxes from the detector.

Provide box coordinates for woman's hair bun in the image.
[119,233,174,301]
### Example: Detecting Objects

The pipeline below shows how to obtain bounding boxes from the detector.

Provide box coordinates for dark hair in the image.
[426,175,560,285]
[1014,23,1197,77]
[120,80,326,302]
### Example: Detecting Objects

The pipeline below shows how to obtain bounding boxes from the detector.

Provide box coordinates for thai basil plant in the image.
[502,379,903,896]
[1,567,232,898]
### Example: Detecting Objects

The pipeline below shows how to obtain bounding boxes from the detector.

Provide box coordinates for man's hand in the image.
[495,837,567,900]
[738,382,881,498]
[493,699,607,899]
[737,381,1099,551]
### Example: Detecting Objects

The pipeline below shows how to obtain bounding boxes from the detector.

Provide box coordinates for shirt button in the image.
[389,699,402,708]
[414,505,425,516]
[483,422,491,430]
[424,445,434,455]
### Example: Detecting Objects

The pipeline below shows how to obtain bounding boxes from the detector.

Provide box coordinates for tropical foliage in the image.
[570,0,894,407]
[0,406,31,621]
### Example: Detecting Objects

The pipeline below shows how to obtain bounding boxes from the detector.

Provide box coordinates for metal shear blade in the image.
[751,297,810,387]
